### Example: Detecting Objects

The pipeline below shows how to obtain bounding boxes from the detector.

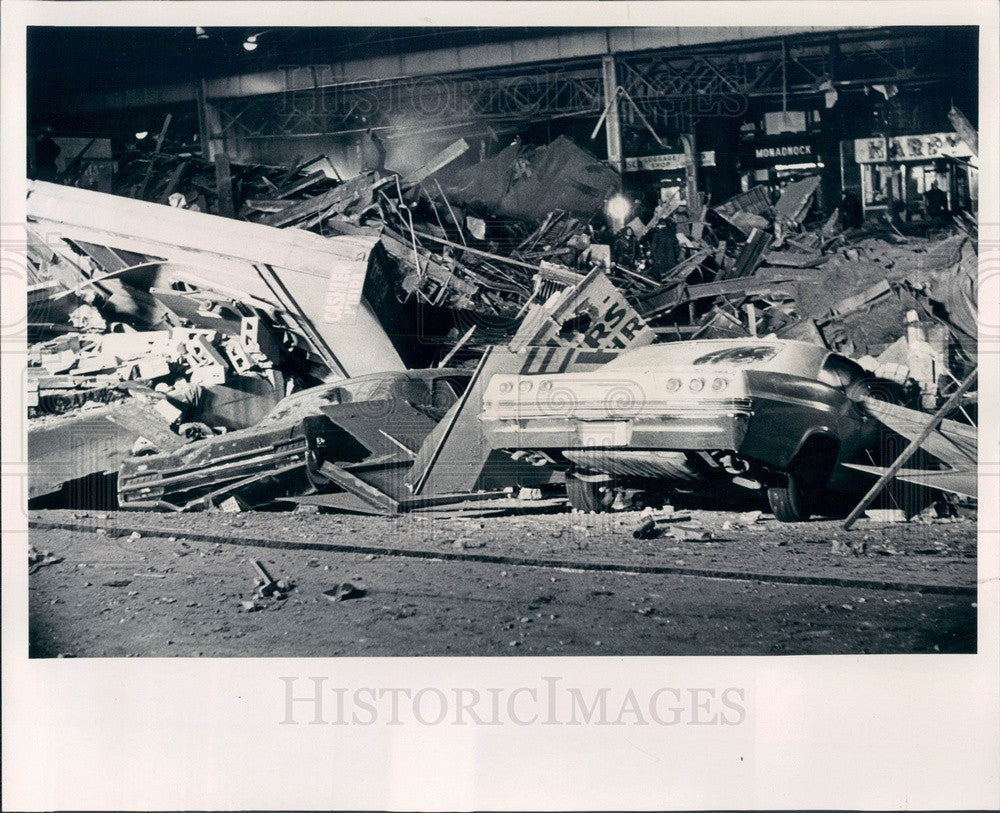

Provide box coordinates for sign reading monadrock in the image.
[753,143,814,160]
[855,132,974,163]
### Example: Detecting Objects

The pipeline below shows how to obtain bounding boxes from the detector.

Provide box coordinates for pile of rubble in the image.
[25,132,978,512]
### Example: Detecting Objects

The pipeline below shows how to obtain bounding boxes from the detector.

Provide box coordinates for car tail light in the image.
[499,382,512,394]
[666,377,682,392]
[518,380,533,393]
[689,377,705,392]
[711,376,728,391]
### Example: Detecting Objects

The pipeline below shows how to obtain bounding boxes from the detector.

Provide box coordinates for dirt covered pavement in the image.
[28,506,976,657]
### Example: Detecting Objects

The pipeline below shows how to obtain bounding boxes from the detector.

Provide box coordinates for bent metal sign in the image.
[855,132,973,163]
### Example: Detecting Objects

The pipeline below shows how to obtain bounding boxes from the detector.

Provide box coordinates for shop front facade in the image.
[849,131,977,219]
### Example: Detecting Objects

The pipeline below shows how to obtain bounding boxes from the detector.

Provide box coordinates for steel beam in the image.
[601,55,623,172]
[59,26,848,115]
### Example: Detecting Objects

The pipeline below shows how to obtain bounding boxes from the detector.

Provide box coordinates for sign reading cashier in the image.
[855,132,973,163]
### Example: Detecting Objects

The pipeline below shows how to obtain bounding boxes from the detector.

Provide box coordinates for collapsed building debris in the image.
[24,132,978,518]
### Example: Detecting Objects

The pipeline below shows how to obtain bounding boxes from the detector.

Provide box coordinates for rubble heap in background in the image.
[25,132,979,511]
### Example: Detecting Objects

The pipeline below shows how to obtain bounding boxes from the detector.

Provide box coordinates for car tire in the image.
[767,473,812,522]
[566,474,613,513]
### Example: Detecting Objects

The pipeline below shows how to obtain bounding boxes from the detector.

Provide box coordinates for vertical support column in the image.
[601,54,623,173]
[196,79,224,162]
[682,127,699,208]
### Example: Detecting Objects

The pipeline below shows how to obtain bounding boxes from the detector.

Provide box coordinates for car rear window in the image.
[691,346,780,366]
[602,343,784,370]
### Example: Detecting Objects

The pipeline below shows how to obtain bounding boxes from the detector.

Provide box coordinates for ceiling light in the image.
[242,30,269,52]
[195,27,209,40]
[135,131,149,140]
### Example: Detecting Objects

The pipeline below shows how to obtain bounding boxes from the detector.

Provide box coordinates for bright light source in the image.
[135,131,149,140]
[605,194,632,226]
[195,27,208,40]
[243,34,258,51]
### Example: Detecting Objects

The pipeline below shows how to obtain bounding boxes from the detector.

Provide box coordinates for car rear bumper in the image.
[481,398,753,452]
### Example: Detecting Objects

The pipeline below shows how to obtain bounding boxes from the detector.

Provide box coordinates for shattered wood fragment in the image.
[262,172,379,228]
[684,277,797,302]
[214,153,236,218]
[692,307,749,340]
[713,186,772,234]
[775,318,827,346]
[159,160,190,204]
[772,175,820,227]
[273,169,327,199]
[403,139,470,186]
[824,279,893,320]
[762,250,829,268]
[722,229,772,280]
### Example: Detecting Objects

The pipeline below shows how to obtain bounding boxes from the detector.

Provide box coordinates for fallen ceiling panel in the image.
[26,180,404,378]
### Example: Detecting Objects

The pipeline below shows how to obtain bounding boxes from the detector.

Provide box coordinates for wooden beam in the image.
[214,153,235,218]
[262,172,377,228]
[136,113,172,199]
[402,139,469,186]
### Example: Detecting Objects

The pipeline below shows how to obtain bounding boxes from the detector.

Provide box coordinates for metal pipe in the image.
[842,366,977,530]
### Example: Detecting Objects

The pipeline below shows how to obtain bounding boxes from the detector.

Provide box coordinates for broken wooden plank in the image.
[159,159,190,204]
[722,228,772,280]
[243,198,298,214]
[761,249,829,268]
[319,461,401,514]
[683,277,797,303]
[273,169,327,199]
[214,153,235,218]
[262,172,377,228]
[713,186,772,234]
[824,279,893,320]
[135,113,172,200]
[402,139,469,186]
[773,175,820,227]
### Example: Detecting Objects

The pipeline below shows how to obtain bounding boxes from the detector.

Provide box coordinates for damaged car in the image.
[480,338,899,521]
[118,368,472,511]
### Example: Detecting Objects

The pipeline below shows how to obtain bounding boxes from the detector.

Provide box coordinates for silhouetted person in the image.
[924,181,948,220]
[361,128,386,174]
[840,190,863,230]
[33,128,60,182]
[612,226,637,267]
[650,217,681,282]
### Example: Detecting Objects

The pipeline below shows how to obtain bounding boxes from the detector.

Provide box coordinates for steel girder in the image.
[208,31,956,141]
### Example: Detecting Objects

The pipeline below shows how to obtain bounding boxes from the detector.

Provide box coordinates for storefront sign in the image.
[624,151,715,172]
[753,143,814,160]
[739,137,818,168]
[854,132,973,163]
